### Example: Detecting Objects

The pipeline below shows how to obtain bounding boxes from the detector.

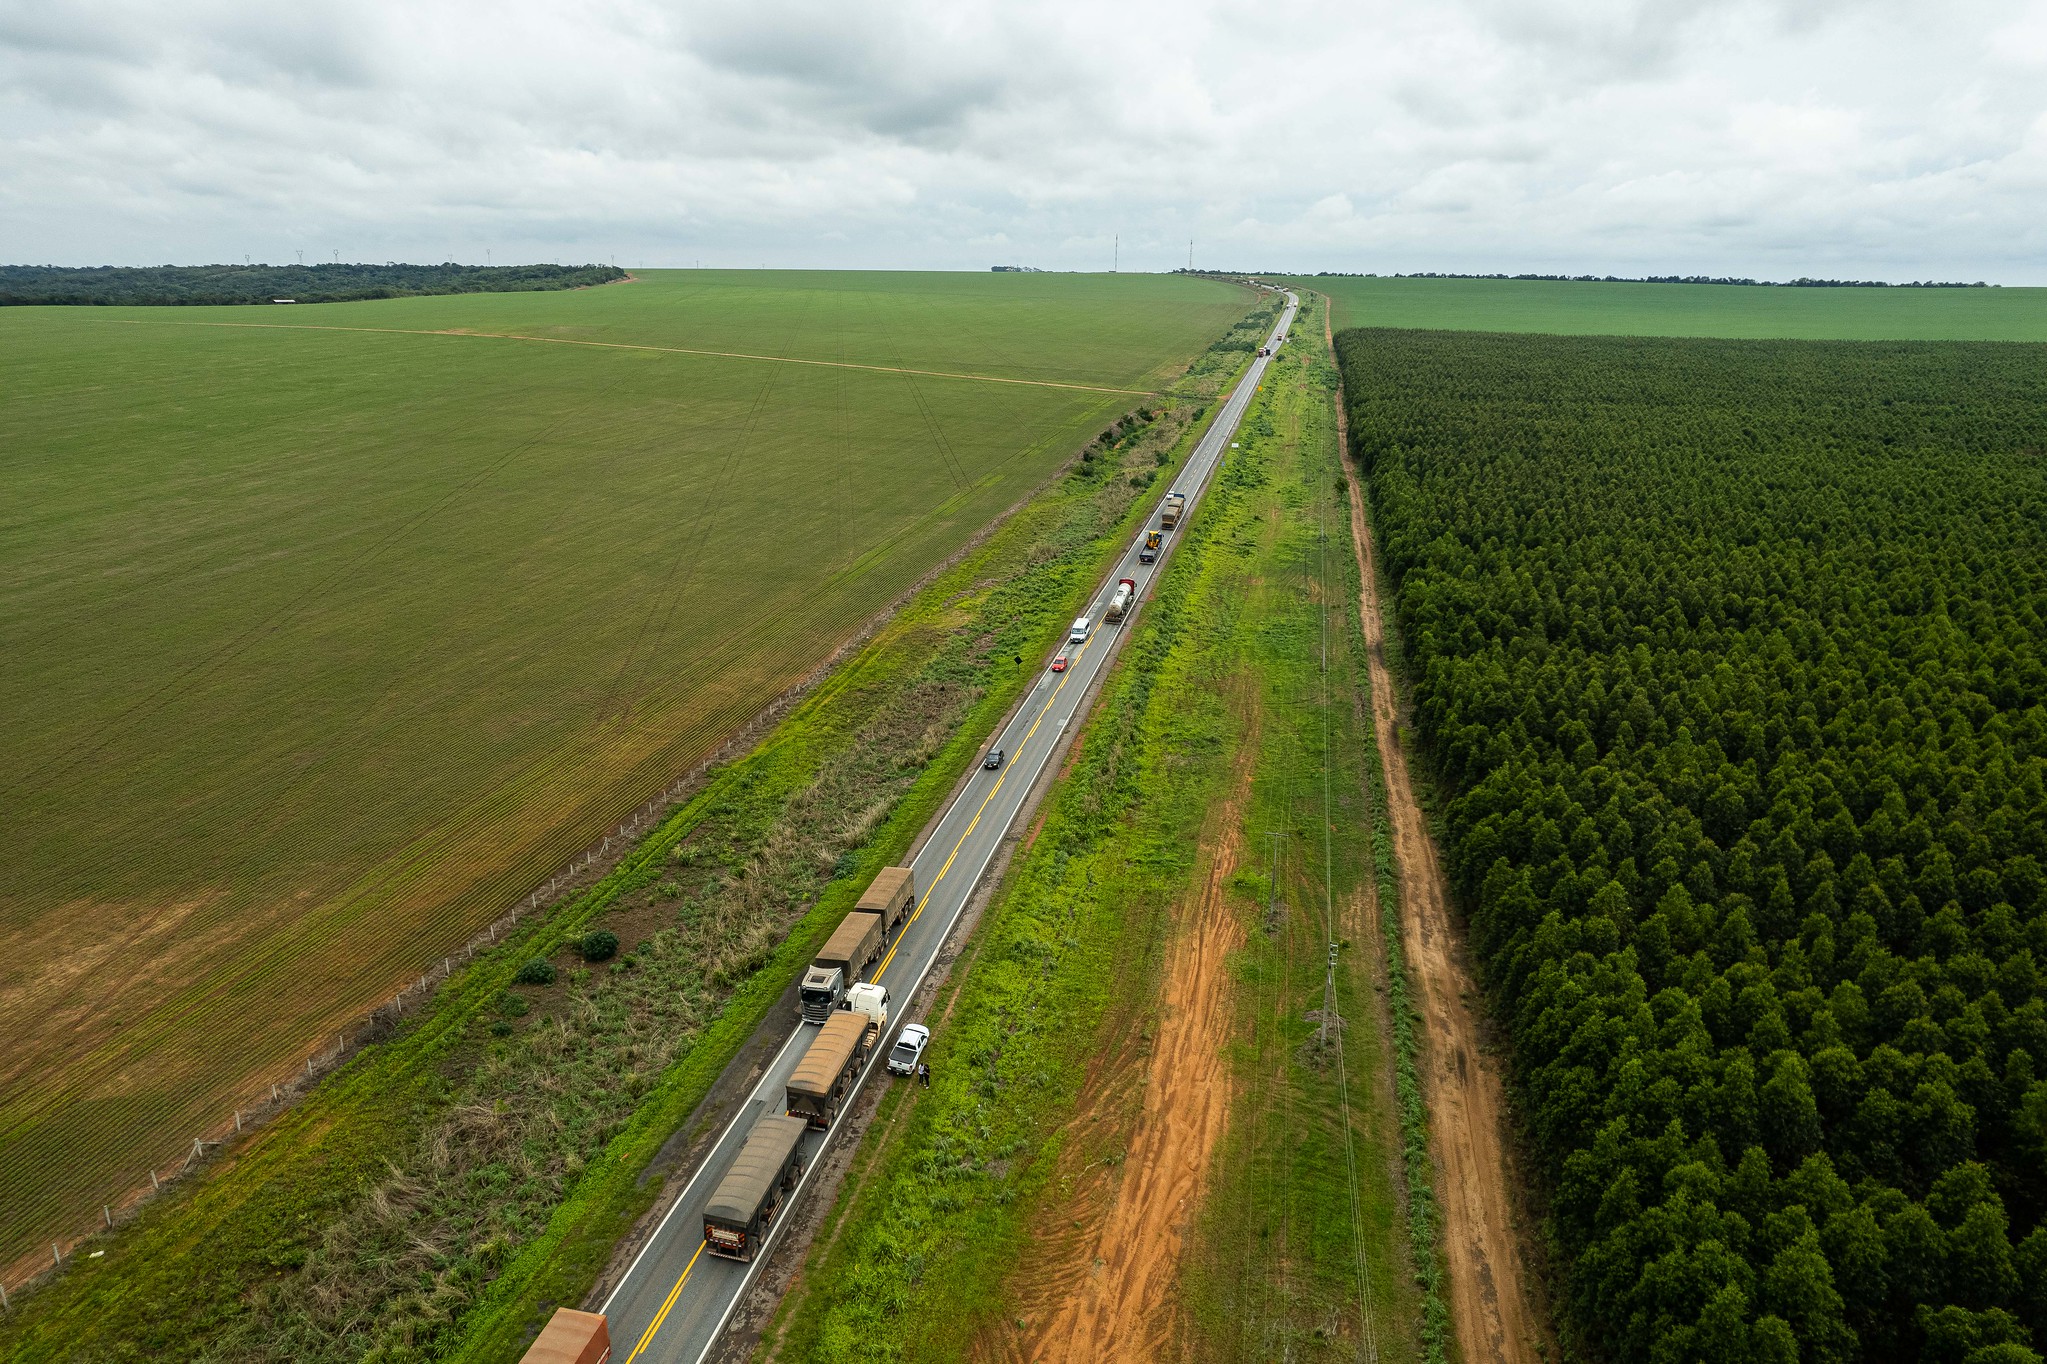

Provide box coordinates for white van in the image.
[1068,616,1091,644]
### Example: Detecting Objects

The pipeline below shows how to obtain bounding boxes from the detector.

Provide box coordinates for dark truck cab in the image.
[702,1113,808,1262]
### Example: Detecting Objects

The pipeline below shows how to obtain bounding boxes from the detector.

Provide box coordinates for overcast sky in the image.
[4,0,2044,281]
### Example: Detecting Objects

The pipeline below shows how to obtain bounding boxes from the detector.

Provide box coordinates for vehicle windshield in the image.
[800,985,836,1006]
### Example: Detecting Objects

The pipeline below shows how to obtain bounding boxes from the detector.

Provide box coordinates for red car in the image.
[1050,652,1070,673]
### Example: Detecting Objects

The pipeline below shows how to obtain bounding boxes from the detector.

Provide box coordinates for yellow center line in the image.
[627,1239,707,1363]
[874,632,1095,983]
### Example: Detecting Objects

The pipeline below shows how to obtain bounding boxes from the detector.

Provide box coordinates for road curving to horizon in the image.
[597,289,1298,1364]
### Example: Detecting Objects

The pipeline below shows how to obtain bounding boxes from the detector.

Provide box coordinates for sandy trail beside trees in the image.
[1328,301,1543,1364]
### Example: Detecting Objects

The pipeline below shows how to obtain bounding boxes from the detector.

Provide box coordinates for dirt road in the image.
[1325,304,1543,1364]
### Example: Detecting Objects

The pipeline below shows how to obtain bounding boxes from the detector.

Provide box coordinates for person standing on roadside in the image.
[918,1061,930,1088]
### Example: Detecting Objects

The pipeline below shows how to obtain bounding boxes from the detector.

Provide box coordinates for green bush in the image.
[578,929,619,962]
[513,957,555,986]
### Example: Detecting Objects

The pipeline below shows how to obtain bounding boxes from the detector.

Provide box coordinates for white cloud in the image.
[1,0,2043,279]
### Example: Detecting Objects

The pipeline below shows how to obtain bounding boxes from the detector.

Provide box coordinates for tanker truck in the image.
[1104,578,1136,623]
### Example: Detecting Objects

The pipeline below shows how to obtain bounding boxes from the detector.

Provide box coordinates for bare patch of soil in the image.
[983,692,1258,1364]
[1325,299,1543,1364]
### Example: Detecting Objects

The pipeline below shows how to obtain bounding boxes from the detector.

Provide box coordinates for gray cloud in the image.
[1,0,2042,279]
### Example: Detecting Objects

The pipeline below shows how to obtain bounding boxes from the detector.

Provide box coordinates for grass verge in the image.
[763,295,1416,1363]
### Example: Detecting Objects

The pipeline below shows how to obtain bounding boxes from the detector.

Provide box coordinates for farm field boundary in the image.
[110,318,1168,395]
[1316,298,1544,1364]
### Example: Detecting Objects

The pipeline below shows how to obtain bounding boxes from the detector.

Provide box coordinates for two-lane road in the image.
[601,290,1298,1364]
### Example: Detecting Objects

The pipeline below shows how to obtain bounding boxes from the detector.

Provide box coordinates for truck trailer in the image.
[786,1011,873,1128]
[517,1308,611,1364]
[856,866,916,942]
[1104,578,1136,622]
[702,1114,809,1261]
[1160,491,1187,528]
[1139,530,1162,564]
[800,912,883,1023]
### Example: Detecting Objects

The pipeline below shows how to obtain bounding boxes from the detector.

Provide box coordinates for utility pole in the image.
[1189,239,1194,271]
[1268,831,1282,929]
[1113,234,1118,273]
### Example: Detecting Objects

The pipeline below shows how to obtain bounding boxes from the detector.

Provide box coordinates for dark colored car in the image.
[984,749,1005,770]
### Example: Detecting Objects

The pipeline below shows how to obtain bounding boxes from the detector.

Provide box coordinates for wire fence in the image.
[0,756,723,1306]
[0,385,1135,1310]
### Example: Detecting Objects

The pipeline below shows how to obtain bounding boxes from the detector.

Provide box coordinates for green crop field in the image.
[1288,275,2047,339]
[0,268,1254,1275]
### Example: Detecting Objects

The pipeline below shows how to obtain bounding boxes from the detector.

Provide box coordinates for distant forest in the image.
[0,262,628,307]
[1347,272,1992,288]
[1182,269,1992,288]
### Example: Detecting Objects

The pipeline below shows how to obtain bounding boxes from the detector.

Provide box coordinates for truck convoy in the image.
[1140,530,1162,564]
[702,1114,808,1262]
[1104,578,1135,622]
[799,867,914,1022]
[786,1010,875,1127]
[1160,491,1186,528]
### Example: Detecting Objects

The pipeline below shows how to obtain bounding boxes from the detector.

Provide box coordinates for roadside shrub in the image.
[514,957,556,986]
[496,991,529,1018]
[577,929,619,962]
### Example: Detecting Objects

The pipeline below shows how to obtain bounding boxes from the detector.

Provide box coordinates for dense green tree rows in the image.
[1338,328,2047,1364]
[0,261,624,306]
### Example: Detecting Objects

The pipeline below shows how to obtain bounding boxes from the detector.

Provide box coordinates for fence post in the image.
[271,1083,279,1102]
[235,1110,242,1133]
[53,1243,60,1267]
[150,1169,159,1192]
[103,1205,112,1229]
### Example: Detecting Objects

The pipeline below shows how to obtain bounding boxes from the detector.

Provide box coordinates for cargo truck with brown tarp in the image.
[1160,491,1186,528]
[518,1308,612,1364]
[799,911,883,1023]
[856,865,915,941]
[786,1010,873,1128]
[702,1114,809,1261]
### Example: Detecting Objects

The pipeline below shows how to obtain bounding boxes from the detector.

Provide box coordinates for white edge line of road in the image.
[602,291,1296,1361]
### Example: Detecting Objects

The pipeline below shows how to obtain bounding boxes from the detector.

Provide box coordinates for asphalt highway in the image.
[599,290,1298,1364]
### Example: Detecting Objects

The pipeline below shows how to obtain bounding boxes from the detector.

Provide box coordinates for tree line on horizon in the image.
[0,261,626,306]
[1340,328,2047,1364]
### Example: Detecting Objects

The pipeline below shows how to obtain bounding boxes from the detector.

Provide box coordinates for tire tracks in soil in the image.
[1323,300,1542,1364]
[987,684,1259,1364]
